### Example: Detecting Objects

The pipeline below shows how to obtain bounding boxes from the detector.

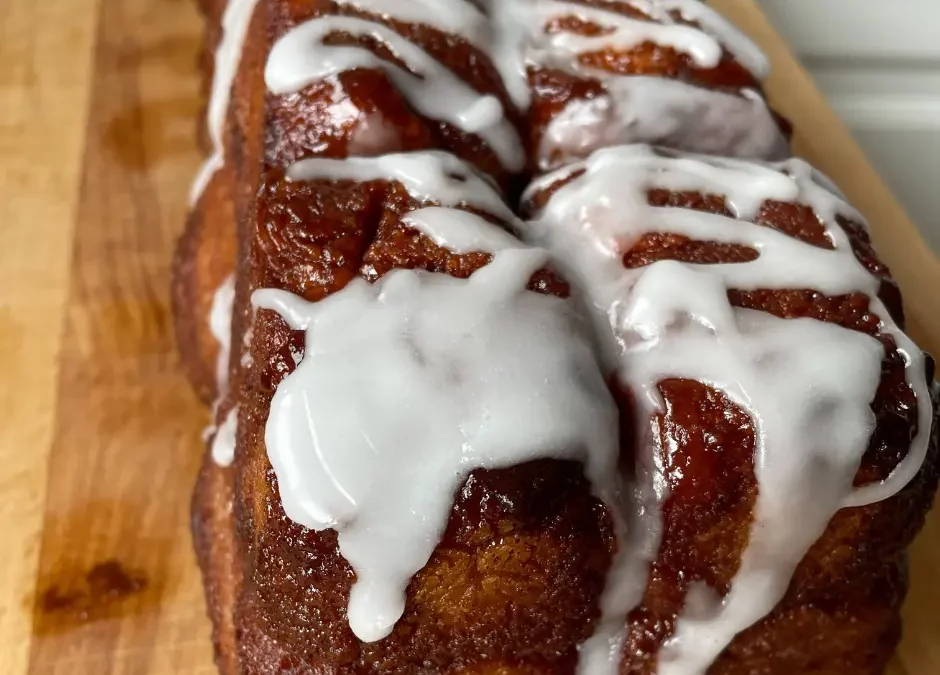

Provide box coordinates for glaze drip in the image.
[191,0,255,466]
[211,406,239,468]
[254,151,620,644]
[286,151,516,222]
[206,276,238,467]
[209,274,236,393]
[334,0,490,49]
[401,206,522,253]
[265,15,524,171]
[484,0,786,165]
[488,0,769,108]
[522,144,932,675]
[191,0,260,202]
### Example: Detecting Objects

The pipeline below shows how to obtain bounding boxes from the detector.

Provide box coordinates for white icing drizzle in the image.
[265,15,524,171]
[654,0,769,78]
[191,0,260,203]
[287,151,517,222]
[211,406,240,467]
[205,275,237,458]
[541,78,786,169]
[484,0,786,164]
[401,207,522,253]
[521,145,932,675]
[209,274,236,392]
[488,0,766,108]
[333,0,490,49]
[254,151,621,644]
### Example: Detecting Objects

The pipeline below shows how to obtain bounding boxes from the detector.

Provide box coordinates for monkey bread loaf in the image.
[172,1,938,674]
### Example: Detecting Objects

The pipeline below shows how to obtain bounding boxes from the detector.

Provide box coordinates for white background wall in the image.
[757,0,940,254]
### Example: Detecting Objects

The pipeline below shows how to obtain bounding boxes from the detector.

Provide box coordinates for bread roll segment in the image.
[185,1,616,672]
[486,0,789,168]
[521,145,937,673]
[173,1,938,674]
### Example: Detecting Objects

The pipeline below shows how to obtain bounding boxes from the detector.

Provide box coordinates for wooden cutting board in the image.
[1,0,938,673]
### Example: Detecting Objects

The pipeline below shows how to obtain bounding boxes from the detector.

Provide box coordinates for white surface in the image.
[756,0,940,254]
[210,406,238,467]
[757,0,940,59]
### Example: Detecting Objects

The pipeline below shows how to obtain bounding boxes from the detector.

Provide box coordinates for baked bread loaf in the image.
[173,1,938,674]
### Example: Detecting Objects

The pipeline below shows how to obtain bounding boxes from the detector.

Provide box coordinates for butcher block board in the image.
[1,0,938,673]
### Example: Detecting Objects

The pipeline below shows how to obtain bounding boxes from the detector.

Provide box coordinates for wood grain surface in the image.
[0,0,936,674]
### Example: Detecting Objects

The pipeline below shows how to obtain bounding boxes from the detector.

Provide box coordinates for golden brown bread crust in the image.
[173,176,238,403]
[192,454,240,675]
[178,1,937,673]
